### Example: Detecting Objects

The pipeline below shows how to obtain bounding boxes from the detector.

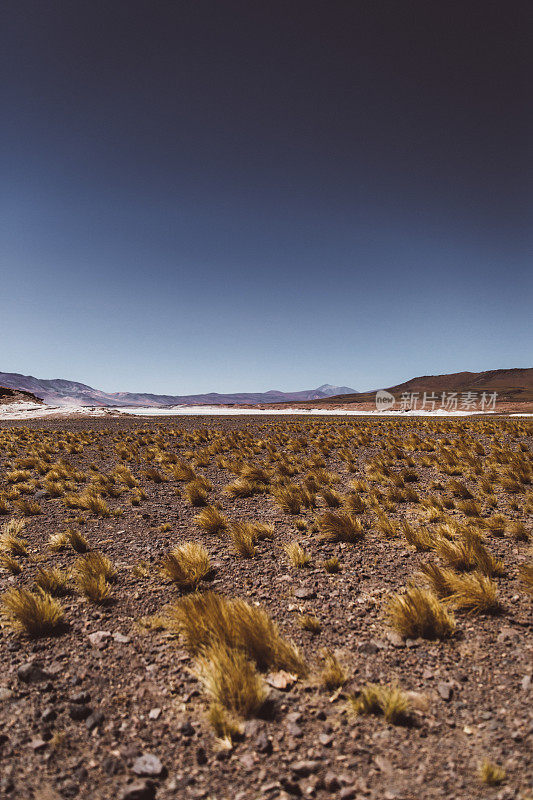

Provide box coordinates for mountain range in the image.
[0,372,356,407]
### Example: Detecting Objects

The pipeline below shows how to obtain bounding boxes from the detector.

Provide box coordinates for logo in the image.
[375,390,395,411]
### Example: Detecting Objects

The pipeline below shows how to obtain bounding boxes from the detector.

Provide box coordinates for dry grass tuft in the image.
[34,567,69,596]
[0,552,22,574]
[478,760,506,786]
[195,643,267,717]
[519,563,533,595]
[1,587,64,635]
[164,591,307,675]
[298,613,321,633]
[160,543,211,589]
[0,519,28,556]
[317,511,363,543]
[228,522,256,558]
[386,586,455,639]
[320,649,346,690]
[323,557,341,573]
[285,541,311,568]
[195,506,228,535]
[349,683,411,725]
[184,480,209,507]
[207,702,243,745]
[445,571,502,614]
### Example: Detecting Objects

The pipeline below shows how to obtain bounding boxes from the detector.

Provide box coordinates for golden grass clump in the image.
[320,649,346,690]
[0,552,22,574]
[75,574,112,604]
[349,682,410,725]
[48,531,70,551]
[195,643,267,718]
[299,613,321,633]
[323,556,341,573]
[195,506,228,535]
[164,591,307,675]
[386,586,456,639]
[34,567,69,596]
[1,587,64,635]
[445,571,502,614]
[72,551,116,604]
[65,528,90,553]
[228,522,256,558]
[317,511,363,543]
[160,543,211,588]
[478,760,506,786]
[402,522,436,552]
[284,541,311,568]
[13,498,42,516]
[207,702,243,745]
[184,479,209,507]
[225,478,259,498]
[0,519,28,556]
[274,486,302,515]
[519,563,533,595]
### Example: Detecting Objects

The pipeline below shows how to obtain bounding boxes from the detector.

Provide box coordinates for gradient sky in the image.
[1,1,531,394]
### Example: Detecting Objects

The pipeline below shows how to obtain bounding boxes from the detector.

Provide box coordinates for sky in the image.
[1,0,531,394]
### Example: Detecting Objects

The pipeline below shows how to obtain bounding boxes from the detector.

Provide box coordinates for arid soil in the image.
[0,415,531,800]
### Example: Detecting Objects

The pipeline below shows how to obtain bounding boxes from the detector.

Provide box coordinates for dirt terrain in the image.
[0,415,531,800]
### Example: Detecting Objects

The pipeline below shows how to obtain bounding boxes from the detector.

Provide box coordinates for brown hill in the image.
[267,368,533,411]
[0,386,43,406]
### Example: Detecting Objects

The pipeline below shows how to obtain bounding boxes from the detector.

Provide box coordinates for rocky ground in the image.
[0,415,531,800]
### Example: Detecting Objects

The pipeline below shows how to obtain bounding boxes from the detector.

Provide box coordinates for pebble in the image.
[86,710,105,730]
[323,772,340,792]
[120,780,156,800]
[69,704,92,721]
[17,661,50,684]
[30,737,47,751]
[437,683,453,701]
[88,631,112,648]
[0,688,14,701]
[291,760,321,777]
[255,732,272,754]
[132,754,164,777]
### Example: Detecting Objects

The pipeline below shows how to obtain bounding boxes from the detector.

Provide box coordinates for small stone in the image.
[120,781,156,800]
[17,661,50,684]
[179,721,195,737]
[386,630,405,648]
[291,760,320,777]
[339,789,356,800]
[69,704,92,721]
[132,754,164,777]
[286,722,303,737]
[0,688,14,701]
[41,706,57,722]
[70,691,90,704]
[318,733,333,747]
[280,776,302,795]
[85,710,105,730]
[30,737,47,751]
[521,674,531,691]
[113,633,131,644]
[437,683,453,701]
[357,642,379,654]
[294,587,316,600]
[324,773,340,792]
[88,631,112,648]
[255,732,272,754]
[148,708,161,720]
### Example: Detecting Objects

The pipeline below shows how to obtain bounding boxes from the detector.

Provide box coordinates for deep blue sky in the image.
[1,1,531,394]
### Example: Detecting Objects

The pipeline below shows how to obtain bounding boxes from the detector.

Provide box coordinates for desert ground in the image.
[0,415,531,800]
